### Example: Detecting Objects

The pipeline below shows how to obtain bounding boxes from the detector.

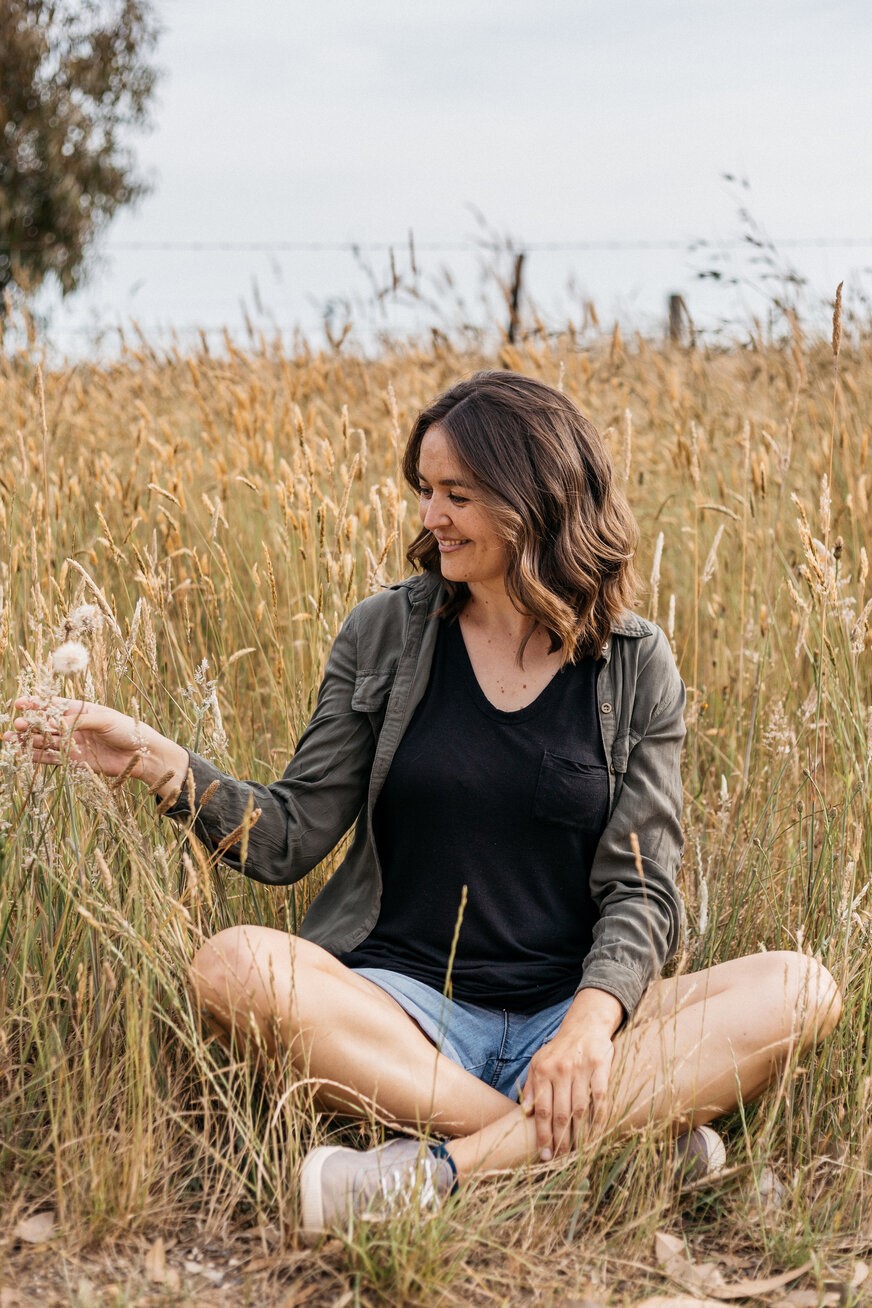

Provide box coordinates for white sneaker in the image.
[299,1138,455,1237]
[673,1124,727,1185]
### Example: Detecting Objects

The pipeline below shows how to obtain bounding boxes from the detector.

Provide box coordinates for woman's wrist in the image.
[565,987,624,1038]
[138,727,190,798]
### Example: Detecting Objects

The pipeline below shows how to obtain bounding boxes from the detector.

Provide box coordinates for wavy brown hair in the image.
[402,371,639,662]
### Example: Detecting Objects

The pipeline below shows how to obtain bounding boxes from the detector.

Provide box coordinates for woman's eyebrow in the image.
[417,473,474,489]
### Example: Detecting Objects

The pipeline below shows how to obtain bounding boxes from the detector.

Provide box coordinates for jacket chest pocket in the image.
[611,733,630,776]
[534,751,610,833]
[351,670,395,732]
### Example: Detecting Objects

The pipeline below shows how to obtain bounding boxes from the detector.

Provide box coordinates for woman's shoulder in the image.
[348,572,442,626]
[609,611,663,642]
[608,612,683,703]
[609,612,671,665]
[339,572,443,663]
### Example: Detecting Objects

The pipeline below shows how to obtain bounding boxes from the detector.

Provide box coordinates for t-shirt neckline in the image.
[448,617,567,723]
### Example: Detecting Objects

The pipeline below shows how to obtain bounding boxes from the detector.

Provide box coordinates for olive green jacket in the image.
[166,572,685,1017]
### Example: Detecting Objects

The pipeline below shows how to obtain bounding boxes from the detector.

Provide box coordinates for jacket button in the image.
[601,702,613,714]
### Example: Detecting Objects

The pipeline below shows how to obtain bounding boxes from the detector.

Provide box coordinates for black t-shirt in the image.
[340,617,609,1010]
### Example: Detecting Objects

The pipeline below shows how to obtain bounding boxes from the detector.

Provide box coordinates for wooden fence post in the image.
[506,252,525,345]
[668,293,691,346]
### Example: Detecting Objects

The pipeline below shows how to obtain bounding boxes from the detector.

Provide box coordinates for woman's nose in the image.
[422,496,449,529]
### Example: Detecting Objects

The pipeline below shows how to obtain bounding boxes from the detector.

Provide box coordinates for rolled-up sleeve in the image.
[578,631,685,1017]
[160,607,376,884]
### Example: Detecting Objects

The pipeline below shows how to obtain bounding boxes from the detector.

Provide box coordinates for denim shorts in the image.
[350,966,574,1100]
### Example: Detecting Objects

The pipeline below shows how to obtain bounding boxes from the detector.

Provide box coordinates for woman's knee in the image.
[758,951,843,1045]
[188,926,329,1020]
[796,954,842,1041]
[189,925,257,1010]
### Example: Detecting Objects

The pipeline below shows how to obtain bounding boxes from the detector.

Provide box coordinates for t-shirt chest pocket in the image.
[533,750,610,834]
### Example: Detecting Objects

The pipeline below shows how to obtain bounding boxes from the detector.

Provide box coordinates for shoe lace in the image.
[370,1156,439,1214]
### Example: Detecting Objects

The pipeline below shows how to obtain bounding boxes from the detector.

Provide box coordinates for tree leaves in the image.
[0,0,159,299]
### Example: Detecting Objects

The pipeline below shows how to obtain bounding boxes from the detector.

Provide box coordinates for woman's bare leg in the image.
[190,931,841,1181]
[448,950,842,1177]
[190,925,517,1134]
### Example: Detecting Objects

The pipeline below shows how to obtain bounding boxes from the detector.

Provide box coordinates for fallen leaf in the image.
[654,1230,814,1301]
[852,1261,870,1288]
[145,1237,166,1284]
[654,1233,684,1255]
[772,1293,840,1308]
[654,1230,727,1292]
[14,1211,56,1244]
[704,1262,814,1301]
[636,1298,727,1308]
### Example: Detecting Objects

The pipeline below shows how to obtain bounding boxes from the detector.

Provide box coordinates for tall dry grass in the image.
[0,314,869,1303]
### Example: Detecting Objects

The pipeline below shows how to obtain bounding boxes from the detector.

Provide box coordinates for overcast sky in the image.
[45,0,872,349]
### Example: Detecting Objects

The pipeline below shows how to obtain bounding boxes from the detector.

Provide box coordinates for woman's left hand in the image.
[521,988,623,1160]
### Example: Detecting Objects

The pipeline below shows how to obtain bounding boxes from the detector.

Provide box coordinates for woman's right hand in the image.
[5,698,190,798]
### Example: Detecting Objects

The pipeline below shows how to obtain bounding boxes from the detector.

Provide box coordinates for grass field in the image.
[0,311,870,1305]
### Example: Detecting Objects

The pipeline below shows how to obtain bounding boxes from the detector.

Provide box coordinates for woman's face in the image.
[417,425,508,589]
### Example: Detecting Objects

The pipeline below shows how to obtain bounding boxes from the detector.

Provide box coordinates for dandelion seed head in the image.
[52,641,90,675]
[57,603,102,643]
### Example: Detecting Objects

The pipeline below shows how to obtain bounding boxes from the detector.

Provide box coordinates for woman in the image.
[10,372,841,1235]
